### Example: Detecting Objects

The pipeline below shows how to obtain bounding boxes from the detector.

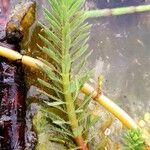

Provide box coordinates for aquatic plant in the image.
[37,0,93,149]
[123,128,145,150]
[36,0,144,149]
[1,1,150,149]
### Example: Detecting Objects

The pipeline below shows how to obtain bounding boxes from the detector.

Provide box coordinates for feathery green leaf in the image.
[38,0,92,148]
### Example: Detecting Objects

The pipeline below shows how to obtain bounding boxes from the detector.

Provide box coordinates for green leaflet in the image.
[41,108,74,137]
[70,12,87,32]
[37,57,62,75]
[37,89,62,102]
[43,8,61,31]
[67,77,80,94]
[42,109,68,126]
[39,63,62,84]
[38,45,61,64]
[53,120,69,125]
[84,115,100,133]
[78,111,91,123]
[52,127,74,138]
[49,137,76,149]
[40,23,61,47]
[73,79,80,102]
[62,54,71,73]
[44,101,65,107]
[75,109,83,114]
[71,44,88,62]
[71,34,89,53]
[68,0,85,18]
[38,34,61,57]
[47,0,61,18]
[73,50,93,75]
[71,23,91,43]
[78,69,94,86]
[38,78,63,94]
[71,33,89,50]
[76,94,96,130]
[76,94,93,112]
[38,90,67,114]
[62,22,71,54]
[73,126,83,137]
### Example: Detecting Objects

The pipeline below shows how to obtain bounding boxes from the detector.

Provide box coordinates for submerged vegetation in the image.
[37,0,93,149]
[123,129,145,150]
[35,0,150,149]
[0,0,150,150]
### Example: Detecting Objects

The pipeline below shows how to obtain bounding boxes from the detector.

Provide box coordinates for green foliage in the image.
[33,106,73,150]
[123,128,145,150]
[33,107,52,150]
[37,0,95,148]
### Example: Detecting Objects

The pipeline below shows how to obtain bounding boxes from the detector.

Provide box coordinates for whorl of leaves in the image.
[123,128,145,150]
[37,0,97,148]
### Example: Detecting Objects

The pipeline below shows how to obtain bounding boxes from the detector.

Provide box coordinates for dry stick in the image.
[0,45,138,129]
[81,83,138,128]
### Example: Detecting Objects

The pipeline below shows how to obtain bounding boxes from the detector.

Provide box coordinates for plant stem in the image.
[81,83,138,129]
[62,73,88,150]
[75,136,89,150]
[0,46,43,68]
[0,45,138,129]
[86,4,150,18]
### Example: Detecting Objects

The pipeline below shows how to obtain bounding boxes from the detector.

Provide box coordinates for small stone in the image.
[104,128,111,136]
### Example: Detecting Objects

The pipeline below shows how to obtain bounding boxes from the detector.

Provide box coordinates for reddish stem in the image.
[75,136,89,150]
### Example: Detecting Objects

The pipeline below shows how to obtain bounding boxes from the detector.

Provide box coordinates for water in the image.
[85,0,150,115]
[10,0,150,127]
[3,0,150,149]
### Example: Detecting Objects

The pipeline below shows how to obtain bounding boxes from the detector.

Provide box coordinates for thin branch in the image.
[81,83,138,129]
[0,45,138,129]
[86,4,150,18]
